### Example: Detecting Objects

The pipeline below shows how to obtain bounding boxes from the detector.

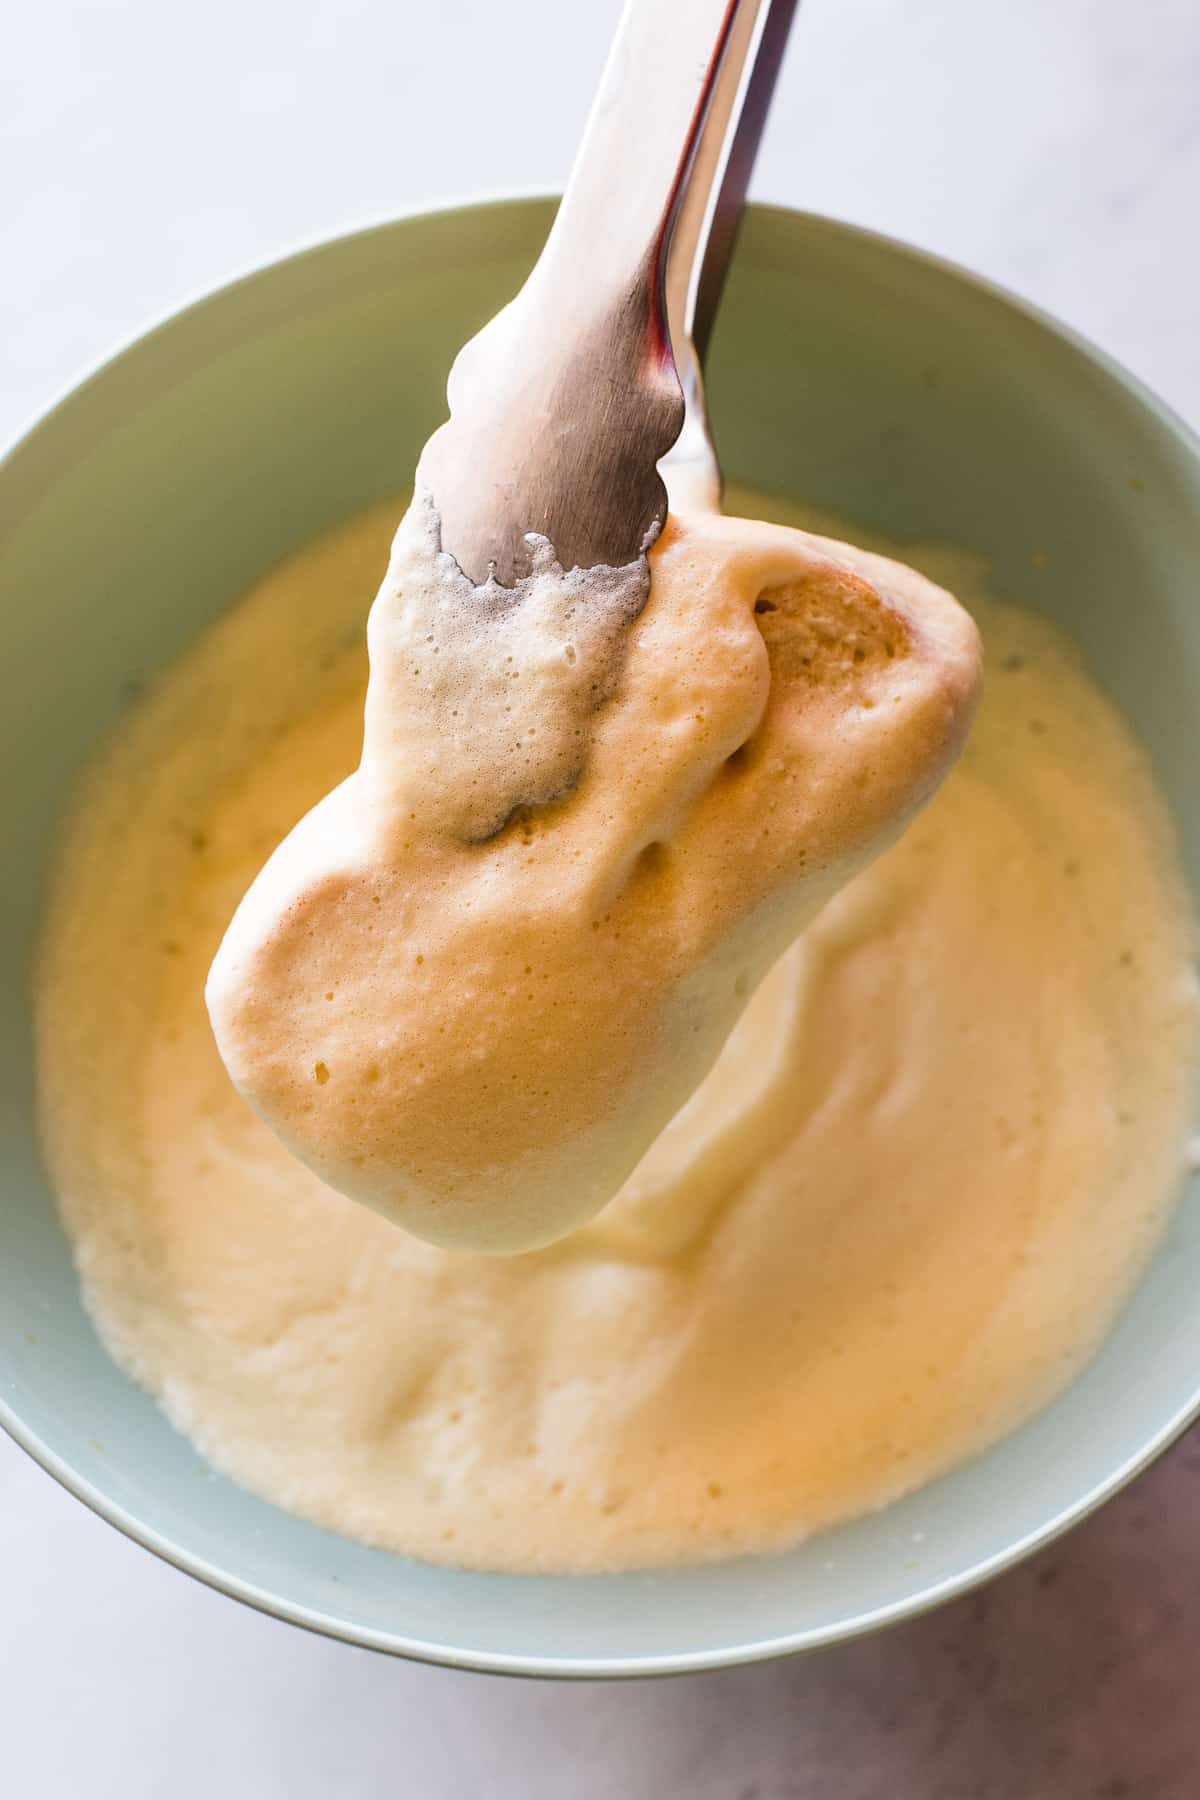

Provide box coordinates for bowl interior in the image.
[2,200,1198,1676]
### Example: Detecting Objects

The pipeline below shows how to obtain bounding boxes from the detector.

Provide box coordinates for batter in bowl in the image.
[206,491,981,1251]
[35,489,1199,1572]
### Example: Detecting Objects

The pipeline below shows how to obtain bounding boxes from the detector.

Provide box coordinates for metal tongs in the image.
[419,0,798,586]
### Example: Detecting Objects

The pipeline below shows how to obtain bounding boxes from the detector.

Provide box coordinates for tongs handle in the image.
[421,0,797,583]
[663,0,800,510]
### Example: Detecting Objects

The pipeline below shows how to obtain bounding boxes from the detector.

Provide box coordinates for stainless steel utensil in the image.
[419,0,796,586]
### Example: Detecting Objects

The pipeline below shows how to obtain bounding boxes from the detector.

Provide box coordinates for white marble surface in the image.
[3,1,1200,1794]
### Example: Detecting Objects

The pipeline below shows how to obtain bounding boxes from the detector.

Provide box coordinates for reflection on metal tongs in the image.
[419,0,798,587]
[661,0,799,512]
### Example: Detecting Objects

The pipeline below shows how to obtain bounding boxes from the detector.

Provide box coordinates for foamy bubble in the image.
[362,490,648,843]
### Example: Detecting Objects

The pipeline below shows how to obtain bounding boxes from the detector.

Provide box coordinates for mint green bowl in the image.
[2,199,1198,1677]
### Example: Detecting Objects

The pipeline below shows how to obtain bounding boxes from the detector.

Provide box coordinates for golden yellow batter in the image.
[35,490,1199,1573]
[206,494,981,1252]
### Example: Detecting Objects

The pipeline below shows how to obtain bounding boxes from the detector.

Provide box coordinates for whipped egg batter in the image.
[206,492,980,1252]
[36,488,1199,1572]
